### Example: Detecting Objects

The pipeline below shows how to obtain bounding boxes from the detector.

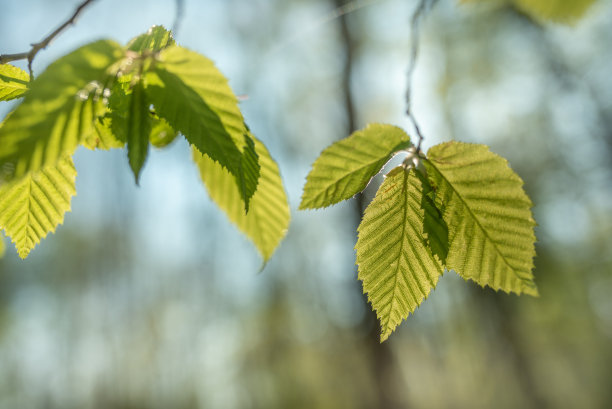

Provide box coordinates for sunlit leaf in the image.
[144,45,259,210]
[127,25,175,53]
[0,40,124,183]
[461,0,597,23]
[0,63,29,101]
[515,0,597,22]
[300,123,412,209]
[194,135,290,264]
[423,141,537,295]
[356,166,444,342]
[0,156,76,259]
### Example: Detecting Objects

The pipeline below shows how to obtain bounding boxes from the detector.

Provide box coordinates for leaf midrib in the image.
[382,169,415,337]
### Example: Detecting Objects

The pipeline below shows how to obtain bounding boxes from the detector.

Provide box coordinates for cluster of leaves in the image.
[300,124,537,341]
[3,0,584,341]
[0,26,290,262]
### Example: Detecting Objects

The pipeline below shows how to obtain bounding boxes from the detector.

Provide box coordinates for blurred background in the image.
[1,0,611,407]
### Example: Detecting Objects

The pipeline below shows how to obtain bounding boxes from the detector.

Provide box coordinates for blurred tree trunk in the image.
[333,1,403,408]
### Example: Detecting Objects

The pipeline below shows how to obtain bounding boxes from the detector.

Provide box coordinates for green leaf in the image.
[194,135,290,264]
[0,40,124,183]
[150,116,178,148]
[300,123,412,209]
[144,45,259,210]
[423,141,537,296]
[126,81,151,183]
[356,166,444,342]
[127,25,175,53]
[105,78,131,145]
[514,0,597,23]
[82,115,126,150]
[0,156,77,259]
[0,64,29,101]
[421,173,449,265]
[0,232,5,258]
[460,0,597,23]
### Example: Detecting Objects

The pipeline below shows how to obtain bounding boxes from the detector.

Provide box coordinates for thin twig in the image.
[266,0,383,58]
[172,0,185,38]
[405,0,438,154]
[0,0,97,79]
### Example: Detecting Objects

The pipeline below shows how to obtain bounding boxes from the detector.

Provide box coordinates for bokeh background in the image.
[1,0,611,408]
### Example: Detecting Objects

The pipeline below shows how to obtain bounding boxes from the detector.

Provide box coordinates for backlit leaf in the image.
[0,64,29,101]
[0,156,77,259]
[423,141,537,295]
[0,40,124,183]
[127,25,175,53]
[514,0,597,23]
[194,135,290,264]
[300,123,411,209]
[460,0,597,23]
[356,166,444,342]
[144,45,259,210]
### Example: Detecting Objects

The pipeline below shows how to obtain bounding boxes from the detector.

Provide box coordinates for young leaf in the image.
[423,141,537,296]
[300,123,412,209]
[127,25,175,52]
[144,45,259,210]
[0,156,77,259]
[0,64,29,101]
[126,81,151,183]
[356,166,444,342]
[149,116,178,148]
[0,40,124,183]
[193,135,290,264]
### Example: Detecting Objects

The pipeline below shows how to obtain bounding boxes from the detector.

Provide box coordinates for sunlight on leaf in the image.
[300,123,412,209]
[0,63,29,101]
[461,0,598,23]
[356,166,444,342]
[0,156,77,259]
[194,135,290,264]
[423,141,537,296]
[0,40,124,183]
[127,25,175,53]
[144,45,259,210]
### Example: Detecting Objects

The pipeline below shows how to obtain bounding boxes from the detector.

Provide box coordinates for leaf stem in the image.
[405,0,438,154]
[0,0,97,79]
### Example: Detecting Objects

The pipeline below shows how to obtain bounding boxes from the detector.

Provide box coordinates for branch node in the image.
[0,0,96,79]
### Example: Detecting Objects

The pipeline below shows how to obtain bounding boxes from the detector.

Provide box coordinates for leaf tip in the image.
[17,247,31,259]
[132,170,142,186]
[522,282,539,297]
[297,199,311,211]
[379,324,395,343]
